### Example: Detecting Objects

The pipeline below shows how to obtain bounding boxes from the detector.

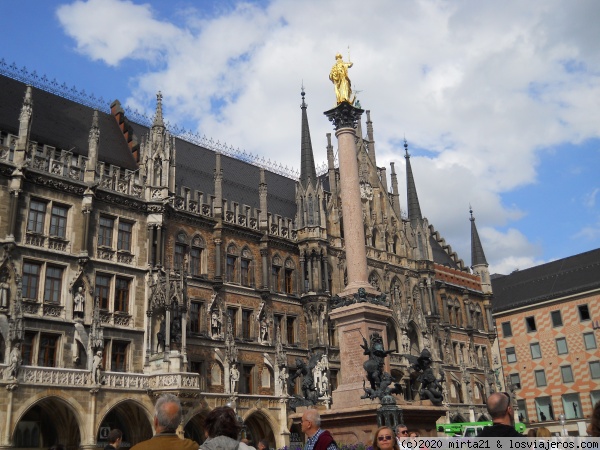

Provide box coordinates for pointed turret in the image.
[299,87,317,188]
[404,140,423,229]
[366,110,376,167]
[470,207,491,293]
[214,152,223,218]
[390,162,401,218]
[14,85,33,166]
[259,168,268,231]
[153,91,165,128]
[85,110,100,183]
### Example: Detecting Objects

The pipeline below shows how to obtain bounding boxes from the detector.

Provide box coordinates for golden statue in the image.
[329,53,354,105]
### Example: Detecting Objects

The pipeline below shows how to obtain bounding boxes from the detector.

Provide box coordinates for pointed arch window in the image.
[240,247,254,287]
[190,235,206,276]
[272,255,282,292]
[284,258,295,294]
[226,244,238,283]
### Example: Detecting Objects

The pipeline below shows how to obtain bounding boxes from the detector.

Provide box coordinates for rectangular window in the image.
[226,256,236,282]
[509,373,521,389]
[190,360,207,390]
[241,364,254,394]
[517,399,528,422]
[228,308,238,337]
[22,261,41,300]
[98,216,114,247]
[242,309,252,339]
[535,369,547,387]
[330,370,338,392]
[562,393,582,419]
[590,361,600,379]
[274,314,283,340]
[506,346,517,363]
[530,342,542,359]
[27,199,46,233]
[550,310,563,327]
[38,333,58,367]
[95,274,111,310]
[22,331,36,365]
[114,277,129,313]
[240,259,250,286]
[272,265,280,291]
[190,302,201,333]
[525,316,537,332]
[501,321,512,337]
[556,337,568,355]
[285,268,293,294]
[111,341,128,372]
[49,204,68,238]
[190,247,201,276]
[561,365,574,383]
[584,332,597,350]
[535,397,553,421]
[43,265,63,304]
[578,304,591,321]
[117,221,132,251]
[174,243,186,270]
[286,316,296,345]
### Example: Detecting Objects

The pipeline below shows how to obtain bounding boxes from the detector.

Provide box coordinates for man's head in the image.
[395,424,408,440]
[486,392,514,425]
[107,429,122,448]
[301,409,321,438]
[258,439,269,450]
[154,394,182,434]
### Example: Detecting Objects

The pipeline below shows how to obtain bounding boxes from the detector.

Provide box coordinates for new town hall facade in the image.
[0,62,498,449]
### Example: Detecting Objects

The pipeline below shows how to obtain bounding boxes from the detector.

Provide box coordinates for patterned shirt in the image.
[305,428,338,450]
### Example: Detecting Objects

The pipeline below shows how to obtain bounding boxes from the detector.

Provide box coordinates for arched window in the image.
[190,235,206,276]
[240,247,254,287]
[272,254,282,292]
[284,258,295,294]
[226,244,238,283]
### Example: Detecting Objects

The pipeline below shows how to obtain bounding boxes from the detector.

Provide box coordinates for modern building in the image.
[0,60,496,449]
[491,248,600,436]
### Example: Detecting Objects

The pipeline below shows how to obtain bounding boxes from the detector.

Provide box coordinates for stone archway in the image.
[183,410,207,445]
[13,397,81,450]
[98,400,154,448]
[243,410,276,448]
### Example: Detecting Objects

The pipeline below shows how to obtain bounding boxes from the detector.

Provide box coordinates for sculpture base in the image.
[337,281,380,299]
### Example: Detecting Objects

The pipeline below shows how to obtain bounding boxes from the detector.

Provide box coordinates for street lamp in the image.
[558,414,566,436]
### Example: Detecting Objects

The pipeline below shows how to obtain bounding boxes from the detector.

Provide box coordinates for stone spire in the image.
[404,139,423,229]
[299,87,317,189]
[85,110,100,183]
[366,110,376,167]
[470,206,491,293]
[153,91,164,128]
[14,85,33,166]
[214,152,223,218]
[390,162,401,218]
[259,168,268,231]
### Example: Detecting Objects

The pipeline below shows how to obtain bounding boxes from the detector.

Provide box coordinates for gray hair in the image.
[155,393,182,432]
[396,424,407,433]
[305,409,322,427]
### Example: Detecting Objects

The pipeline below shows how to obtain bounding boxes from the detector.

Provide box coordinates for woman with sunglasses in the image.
[372,426,400,450]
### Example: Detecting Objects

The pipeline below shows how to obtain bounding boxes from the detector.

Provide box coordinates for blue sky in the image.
[2,0,600,274]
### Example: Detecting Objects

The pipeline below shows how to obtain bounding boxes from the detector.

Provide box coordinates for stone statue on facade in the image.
[92,350,103,385]
[230,363,240,394]
[211,310,222,337]
[0,274,9,308]
[73,286,84,318]
[4,343,22,380]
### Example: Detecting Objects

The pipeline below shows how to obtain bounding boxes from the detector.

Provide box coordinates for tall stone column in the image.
[324,102,378,297]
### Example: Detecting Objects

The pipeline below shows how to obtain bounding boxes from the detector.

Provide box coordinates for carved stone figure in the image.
[73,286,84,317]
[329,53,354,104]
[211,311,222,337]
[0,274,9,308]
[92,350,103,385]
[4,343,22,380]
[230,363,240,394]
[278,366,289,397]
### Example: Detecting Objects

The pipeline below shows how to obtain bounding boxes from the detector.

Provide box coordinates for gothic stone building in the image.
[0,64,496,449]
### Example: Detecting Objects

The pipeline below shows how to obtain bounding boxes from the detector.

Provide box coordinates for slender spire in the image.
[404,139,423,228]
[470,206,488,266]
[153,91,164,128]
[299,86,317,188]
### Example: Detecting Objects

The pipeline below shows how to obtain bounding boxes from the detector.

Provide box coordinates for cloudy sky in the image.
[3,0,600,274]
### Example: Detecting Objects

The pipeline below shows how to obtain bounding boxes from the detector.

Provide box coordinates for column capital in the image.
[324,102,364,130]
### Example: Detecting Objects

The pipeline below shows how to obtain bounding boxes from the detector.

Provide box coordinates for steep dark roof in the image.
[0,75,138,170]
[429,234,461,270]
[0,73,298,220]
[491,248,600,313]
[404,144,423,229]
[470,209,488,266]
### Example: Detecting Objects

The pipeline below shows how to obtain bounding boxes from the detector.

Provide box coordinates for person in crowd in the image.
[372,426,400,450]
[301,408,338,450]
[199,406,255,450]
[104,429,123,450]
[395,424,408,449]
[536,427,551,438]
[257,439,270,450]
[131,394,198,450]
[477,392,523,437]
[588,401,600,437]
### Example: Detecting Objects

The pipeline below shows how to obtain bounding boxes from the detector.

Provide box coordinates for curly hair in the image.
[204,406,241,439]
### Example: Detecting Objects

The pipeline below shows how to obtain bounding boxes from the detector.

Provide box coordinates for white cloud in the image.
[56,0,600,270]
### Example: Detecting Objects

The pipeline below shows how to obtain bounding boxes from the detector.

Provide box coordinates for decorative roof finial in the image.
[153,91,164,127]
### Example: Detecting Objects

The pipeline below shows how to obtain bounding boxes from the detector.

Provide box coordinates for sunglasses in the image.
[398,431,408,435]
[378,435,393,442]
